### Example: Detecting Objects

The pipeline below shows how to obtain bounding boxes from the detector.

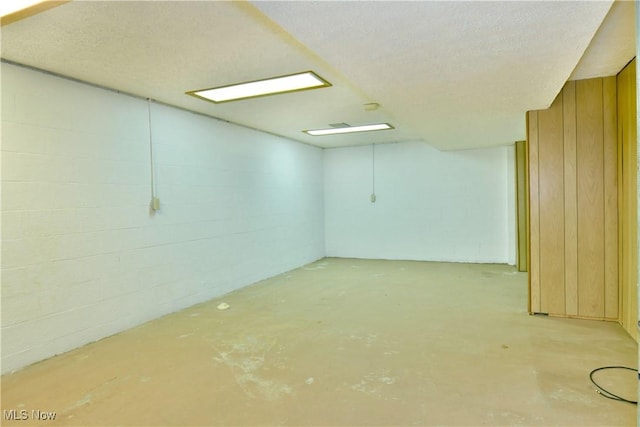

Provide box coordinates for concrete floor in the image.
[1,258,637,426]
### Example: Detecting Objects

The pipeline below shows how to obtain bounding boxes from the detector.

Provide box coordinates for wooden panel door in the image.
[617,59,638,340]
[528,76,618,320]
[603,77,618,320]
[576,78,606,318]
[515,141,528,272]
[527,111,542,313]
[562,81,578,316]
[537,93,565,315]
[527,112,541,313]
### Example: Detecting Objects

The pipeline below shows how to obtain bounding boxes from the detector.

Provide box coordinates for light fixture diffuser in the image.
[304,123,394,136]
[187,71,331,103]
[1,0,44,17]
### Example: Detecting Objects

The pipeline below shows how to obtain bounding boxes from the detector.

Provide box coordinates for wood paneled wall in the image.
[617,59,638,341]
[527,76,618,320]
[515,141,528,272]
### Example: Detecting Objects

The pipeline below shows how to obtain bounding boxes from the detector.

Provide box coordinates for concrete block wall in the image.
[1,62,517,374]
[324,141,516,264]
[1,63,325,374]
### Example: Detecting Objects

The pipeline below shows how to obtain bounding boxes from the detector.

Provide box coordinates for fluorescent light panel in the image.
[187,71,330,103]
[0,0,43,17]
[304,123,394,136]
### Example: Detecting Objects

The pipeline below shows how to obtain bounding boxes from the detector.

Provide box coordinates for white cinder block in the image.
[14,92,73,130]
[1,240,29,270]
[0,344,50,375]
[1,150,26,182]
[2,62,325,375]
[1,267,28,298]
[325,141,512,263]
[1,211,23,240]
[1,89,17,122]
[1,121,59,155]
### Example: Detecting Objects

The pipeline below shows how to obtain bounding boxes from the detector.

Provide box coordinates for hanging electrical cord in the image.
[370,143,376,203]
[589,366,637,405]
[147,98,159,211]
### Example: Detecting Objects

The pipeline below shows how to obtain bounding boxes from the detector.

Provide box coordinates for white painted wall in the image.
[1,63,325,374]
[0,62,519,374]
[324,141,515,263]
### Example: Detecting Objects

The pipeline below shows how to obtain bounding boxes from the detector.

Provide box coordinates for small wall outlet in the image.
[151,197,160,211]
[370,194,376,203]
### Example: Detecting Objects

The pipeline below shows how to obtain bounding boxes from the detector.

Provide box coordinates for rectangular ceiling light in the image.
[1,0,69,26]
[187,71,331,103]
[1,0,45,17]
[304,123,394,136]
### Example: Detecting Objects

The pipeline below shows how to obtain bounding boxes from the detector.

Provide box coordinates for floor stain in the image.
[212,338,292,401]
[351,369,397,400]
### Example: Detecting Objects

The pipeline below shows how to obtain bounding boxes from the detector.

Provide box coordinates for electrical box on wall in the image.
[151,197,160,211]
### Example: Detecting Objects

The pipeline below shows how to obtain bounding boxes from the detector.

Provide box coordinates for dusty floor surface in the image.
[1,258,637,426]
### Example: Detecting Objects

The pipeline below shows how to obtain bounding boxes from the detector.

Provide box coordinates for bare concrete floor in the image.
[1,258,637,426]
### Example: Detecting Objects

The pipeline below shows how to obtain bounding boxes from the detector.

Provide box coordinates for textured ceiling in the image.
[1,0,634,150]
[569,0,636,81]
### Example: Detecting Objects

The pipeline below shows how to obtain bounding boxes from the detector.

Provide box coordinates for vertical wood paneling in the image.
[626,62,637,339]
[617,70,625,326]
[617,59,638,340]
[527,111,541,313]
[562,81,578,317]
[576,79,605,318]
[602,76,618,320]
[528,75,619,322]
[537,94,565,315]
[515,141,528,272]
